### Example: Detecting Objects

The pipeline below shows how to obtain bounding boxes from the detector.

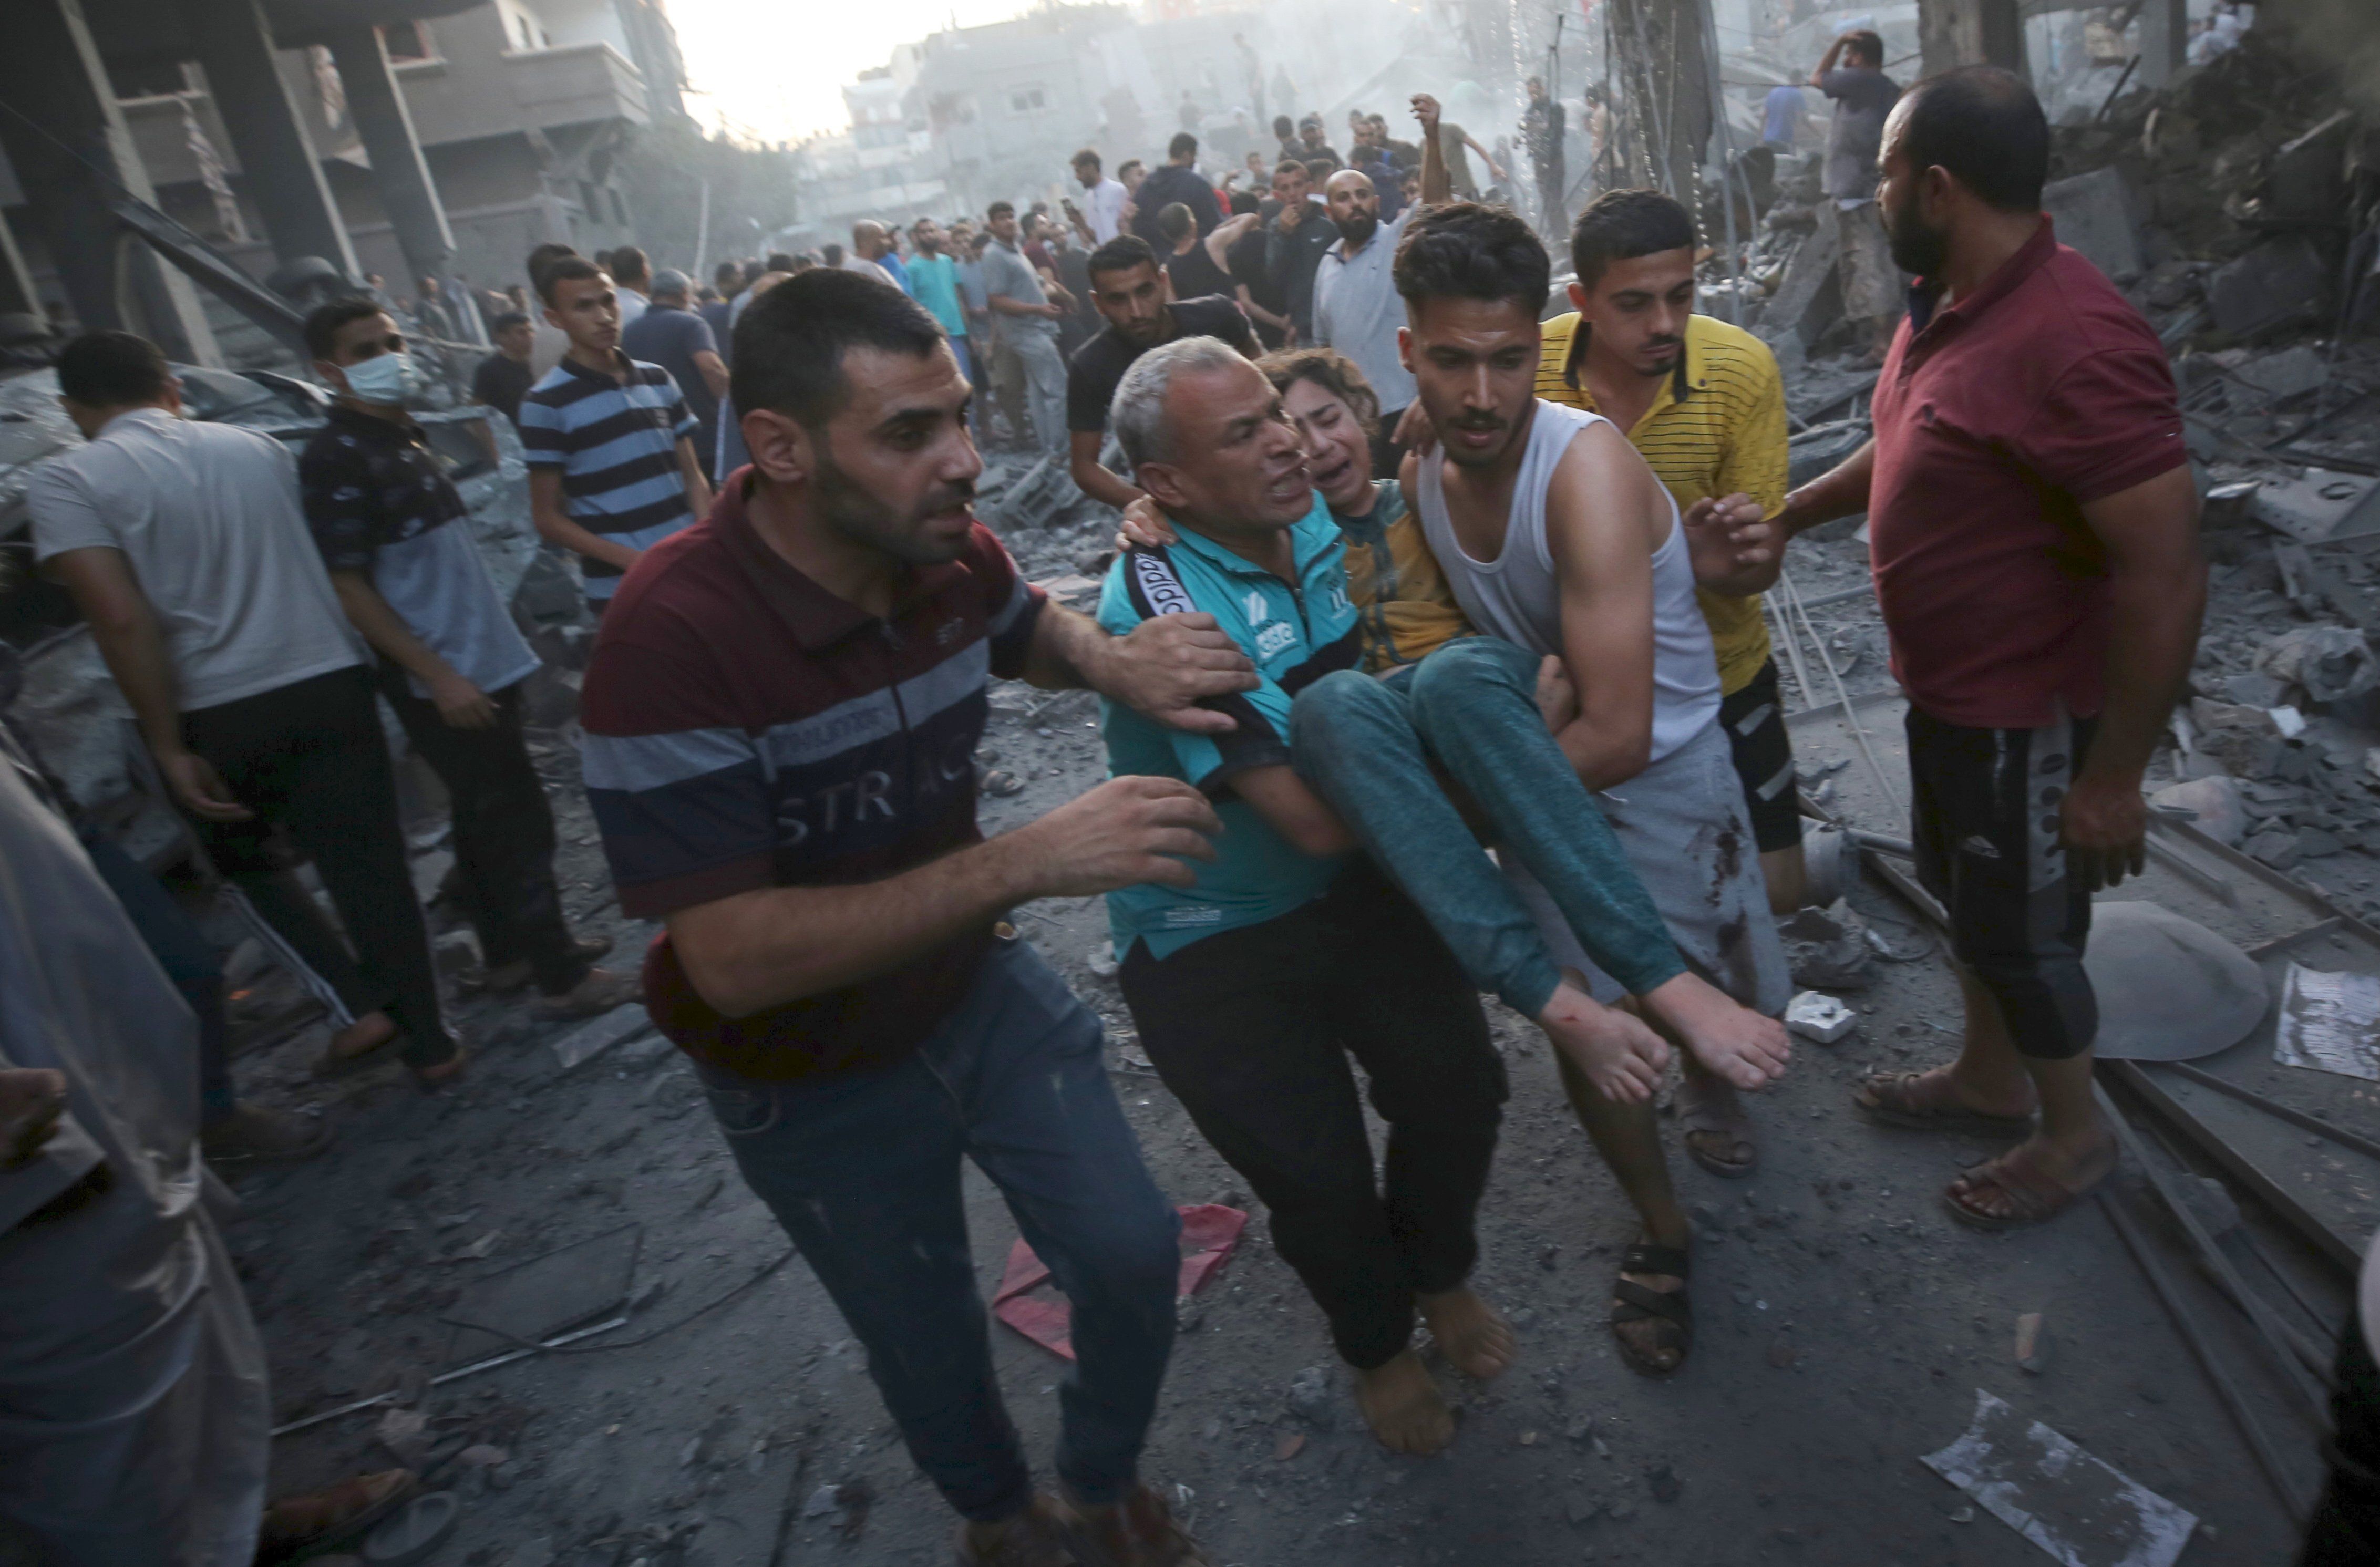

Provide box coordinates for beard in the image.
[813,445,975,565]
[1882,189,1949,279]
[1335,210,1379,249]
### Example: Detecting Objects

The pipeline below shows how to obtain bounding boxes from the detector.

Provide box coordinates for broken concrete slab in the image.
[2149,775,2248,846]
[2042,167,2144,284]
[442,1224,642,1366]
[2255,625,2379,703]
[2082,902,2270,1063]
[2251,469,2380,545]
[2231,345,2328,403]
[2209,234,2329,338]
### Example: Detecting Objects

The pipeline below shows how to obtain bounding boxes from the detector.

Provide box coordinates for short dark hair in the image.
[765,252,798,273]
[1570,188,1698,290]
[56,330,171,407]
[1229,188,1260,217]
[1087,234,1159,281]
[609,244,649,284]
[1303,158,1334,183]
[1116,159,1145,181]
[1168,132,1198,161]
[715,261,744,285]
[491,310,531,334]
[537,255,604,305]
[730,268,945,431]
[303,295,391,360]
[1394,202,1550,315]
[1157,202,1196,243]
[1274,159,1309,182]
[1272,114,1294,138]
[526,242,578,291]
[1259,347,1380,439]
[986,200,1015,221]
[1900,65,2049,212]
[1073,148,1101,170]
[1843,29,1885,66]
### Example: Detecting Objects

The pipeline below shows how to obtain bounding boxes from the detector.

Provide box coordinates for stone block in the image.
[2042,166,2144,284]
[2209,235,2329,338]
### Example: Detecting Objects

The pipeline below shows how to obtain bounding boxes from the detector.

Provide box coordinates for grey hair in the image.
[1110,335,1250,471]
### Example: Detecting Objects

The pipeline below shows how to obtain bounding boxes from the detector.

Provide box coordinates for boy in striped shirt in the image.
[519,255,712,613]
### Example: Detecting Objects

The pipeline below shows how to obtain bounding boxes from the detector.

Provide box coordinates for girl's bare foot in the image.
[1536,983,1666,1103]
[1354,1350,1455,1455]
[1641,972,1789,1090]
[1418,1287,1516,1380]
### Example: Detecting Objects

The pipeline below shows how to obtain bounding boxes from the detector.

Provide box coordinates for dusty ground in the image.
[218,460,2357,1567]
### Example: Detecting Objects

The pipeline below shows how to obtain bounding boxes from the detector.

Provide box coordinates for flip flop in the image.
[1609,1242,1692,1379]
[1676,1086,1758,1178]
[1853,1070,2035,1139]
[1943,1149,2109,1233]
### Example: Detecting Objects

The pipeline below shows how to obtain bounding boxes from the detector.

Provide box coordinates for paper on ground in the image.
[1921,1390,2197,1567]
[2274,962,2380,1082]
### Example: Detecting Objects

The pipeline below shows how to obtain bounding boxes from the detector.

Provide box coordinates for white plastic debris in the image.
[1922,1389,2196,1567]
[2274,963,2380,1082]
[1783,991,1857,1044]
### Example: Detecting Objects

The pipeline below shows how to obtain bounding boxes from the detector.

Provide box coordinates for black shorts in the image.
[1718,658,1802,854]
[1906,706,2100,1061]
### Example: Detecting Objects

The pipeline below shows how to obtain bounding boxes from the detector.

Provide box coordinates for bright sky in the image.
[668,0,1043,145]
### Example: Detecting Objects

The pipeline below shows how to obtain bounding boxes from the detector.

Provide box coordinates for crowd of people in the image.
[2,48,2374,1567]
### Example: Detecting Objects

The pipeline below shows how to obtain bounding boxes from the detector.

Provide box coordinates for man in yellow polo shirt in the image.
[1536,189,1806,916]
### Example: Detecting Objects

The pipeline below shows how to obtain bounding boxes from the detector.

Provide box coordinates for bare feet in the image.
[1854,1063,2035,1136]
[1537,982,1667,1103]
[1639,972,1789,1089]
[1354,1349,1455,1455]
[1418,1287,1516,1381]
[1674,1066,1757,1177]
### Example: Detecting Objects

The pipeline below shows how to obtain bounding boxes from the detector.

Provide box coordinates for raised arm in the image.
[1540,423,1664,790]
[1204,211,1258,272]
[1811,35,1848,86]
[1413,94,1454,204]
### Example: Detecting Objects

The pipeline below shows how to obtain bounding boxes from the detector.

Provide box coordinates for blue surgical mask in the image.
[340,351,423,406]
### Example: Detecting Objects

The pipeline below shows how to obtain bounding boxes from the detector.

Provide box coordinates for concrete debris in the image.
[2209,236,2331,339]
[2230,345,2329,404]
[2039,167,2143,285]
[2013,1313,2051,1376]
[1783,992,1857,1045]
[1779,901,1873,991]
[2250,470,2380,546]
[2256,626,2380,704]
[550,1005,653,1072]
[1285,1365,1336,1428]
[2148,776,2248,847]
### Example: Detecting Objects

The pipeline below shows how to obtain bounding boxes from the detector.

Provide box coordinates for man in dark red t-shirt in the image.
[581,269,1258,1565]
[1779,68,2204,1233]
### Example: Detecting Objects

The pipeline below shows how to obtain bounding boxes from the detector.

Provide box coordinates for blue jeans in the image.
[1289,637,1685,1016]
[700,938,1180,1521]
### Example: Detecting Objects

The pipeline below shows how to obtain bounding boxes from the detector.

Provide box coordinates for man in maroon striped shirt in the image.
[582,269,1251,1566]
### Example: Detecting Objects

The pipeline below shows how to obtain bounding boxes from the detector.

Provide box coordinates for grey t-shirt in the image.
[981,239,1058,339]
[370,521,540,699]
[29,409,362,710]
[1819,68,1900,201]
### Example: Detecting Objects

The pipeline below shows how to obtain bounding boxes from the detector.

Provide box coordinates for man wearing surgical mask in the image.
[301,298,638,1022]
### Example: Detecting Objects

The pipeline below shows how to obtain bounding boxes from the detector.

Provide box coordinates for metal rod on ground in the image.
[2157,1060,2380,1165]
[2113,1061,2364,1279]
[2100,1188,2314,1527]
[270,1315,631,1438]
[2094,1079,2335,1420]
[1778,566,1907,828]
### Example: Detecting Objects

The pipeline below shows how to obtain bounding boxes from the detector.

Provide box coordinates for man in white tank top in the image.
[1393,202,1794,1378]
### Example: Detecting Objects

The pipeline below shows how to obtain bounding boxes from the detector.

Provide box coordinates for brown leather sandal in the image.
[1854,1069,2035,1139]
[1943,1150,2109,1232]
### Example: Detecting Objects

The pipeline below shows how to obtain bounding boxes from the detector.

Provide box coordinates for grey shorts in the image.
[1504,719,1792,1014]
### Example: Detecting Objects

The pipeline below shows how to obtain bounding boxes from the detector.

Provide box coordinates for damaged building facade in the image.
[0,0,688,364]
